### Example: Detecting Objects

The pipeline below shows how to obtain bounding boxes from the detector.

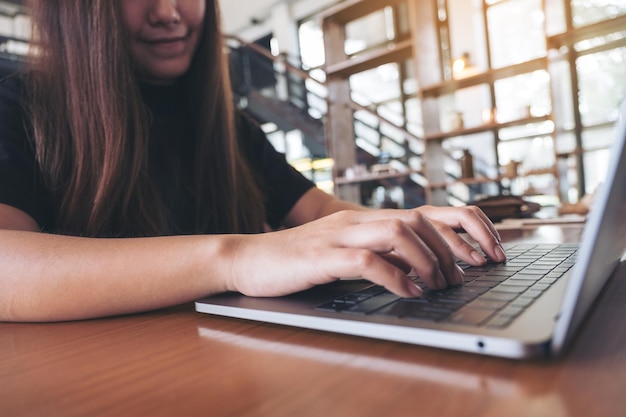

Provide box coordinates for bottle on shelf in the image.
[459,149,475,179]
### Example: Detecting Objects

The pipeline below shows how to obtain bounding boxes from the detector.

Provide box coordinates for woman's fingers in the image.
[328,213,463,290]
[233,226,424,298]
[234,206,501,299]
[379,253,412,274]
[321,248,423,298]
[417,205,505,264]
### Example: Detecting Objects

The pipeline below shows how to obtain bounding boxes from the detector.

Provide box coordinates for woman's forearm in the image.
[283,187,367,227]
[0,230,239,322]
[0,203,505,323]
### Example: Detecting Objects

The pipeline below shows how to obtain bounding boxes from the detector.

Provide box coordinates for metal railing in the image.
[225,35,495,206]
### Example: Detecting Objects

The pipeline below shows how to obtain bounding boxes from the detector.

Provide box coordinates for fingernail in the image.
[454,265,465,285]
[471,250,486,264]
[409,283,423,297]
[494,244,507,262]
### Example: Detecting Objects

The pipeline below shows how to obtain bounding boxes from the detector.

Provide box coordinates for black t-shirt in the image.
[0,74,315,234]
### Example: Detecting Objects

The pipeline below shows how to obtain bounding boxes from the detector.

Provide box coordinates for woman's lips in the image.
[141,36,188,56]
[144,36,186,44]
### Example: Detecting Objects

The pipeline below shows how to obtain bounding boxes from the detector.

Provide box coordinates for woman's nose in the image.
[148,0,181,26]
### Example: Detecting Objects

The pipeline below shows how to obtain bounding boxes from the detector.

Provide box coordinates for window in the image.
[571,0,626,27]
[305,0,626,206]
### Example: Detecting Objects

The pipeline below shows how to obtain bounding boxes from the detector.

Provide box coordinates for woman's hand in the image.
[227,206,505,299]
[416,205,506,265]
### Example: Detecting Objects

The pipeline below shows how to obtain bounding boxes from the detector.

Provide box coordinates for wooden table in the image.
[2,225,626,417]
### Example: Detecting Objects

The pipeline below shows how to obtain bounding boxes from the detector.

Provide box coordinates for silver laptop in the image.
[196,99,626,359]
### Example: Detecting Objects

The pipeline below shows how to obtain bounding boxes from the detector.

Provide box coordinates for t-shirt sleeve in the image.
[236,112,315,228]
[0,75,53,230]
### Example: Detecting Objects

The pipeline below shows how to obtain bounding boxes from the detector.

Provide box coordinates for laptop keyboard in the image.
[315,243,578,329]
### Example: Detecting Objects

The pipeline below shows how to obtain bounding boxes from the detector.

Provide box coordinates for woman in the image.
[0,0,505,322]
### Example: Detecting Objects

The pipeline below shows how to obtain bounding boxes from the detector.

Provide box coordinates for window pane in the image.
[554,132,577,154]
[438,85,492,132]
[583,148,610,196]
[379,100,404,126]
[402,60,417,95]
[575,30,626,53]
[498,136,555,173]
[518,173,558,199]
[350,64,401,105]
[396,2,411,38]
[380,135,406,158]
[487,0,546,68]
[545,0,567,36]
[499,121,555,141]
[582,126,616,152]
[572,0,626,27]
[345,8,394,56]
[405,97,424,137]
[447,0,489,75]
[550,54,576,131]
[298,19,325,69]
[444,132,498,175]
[577,46,626,126]
[354,119,380,147]
[494,71,552,123]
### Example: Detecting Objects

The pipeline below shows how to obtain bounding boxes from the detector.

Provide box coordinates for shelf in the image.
[556,144,611,158]
[335,169,423,185]
[319,0,406,24]
[424,115,552,141]
[420,58,548,99]
[428,168,557,189]
[325,38,413,79]
[428,176,503,189]
[521,167,558,177]
[547,14,626,49]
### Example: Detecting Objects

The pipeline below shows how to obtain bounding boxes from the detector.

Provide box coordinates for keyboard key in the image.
[448,307,495,326]
[504,261,533,267]
[486,315,514,329]
[478,291,519,302]
[316,300,353,312]
[507,273,541,281]
[353,285,388,297]
[499,280,534,288]
[465,298,508,311]
[441,286,489,299]
[374,300,423,318]
[517,267,552,275]
[497,305,525,318]
[465,280,498,289]
[489,285,528,294]
[530,283,552,292]
[375,300,453,321]
[407,311,452,322]
[483,269,515,277]
[343,293,400,315]
[476,275,509,283]
[510,297,536,308]
[464,269,490,278]
[523,289,544,298]
[316,243,579,330]
[335,293,374,304]
[492,265,524,273]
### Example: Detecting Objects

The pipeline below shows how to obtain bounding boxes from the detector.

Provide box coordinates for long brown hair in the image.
[25,0,265,237]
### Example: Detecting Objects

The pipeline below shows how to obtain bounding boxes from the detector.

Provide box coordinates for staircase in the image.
[228,36,328,158]
[226,35,478,208]
[242,88,327,158]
